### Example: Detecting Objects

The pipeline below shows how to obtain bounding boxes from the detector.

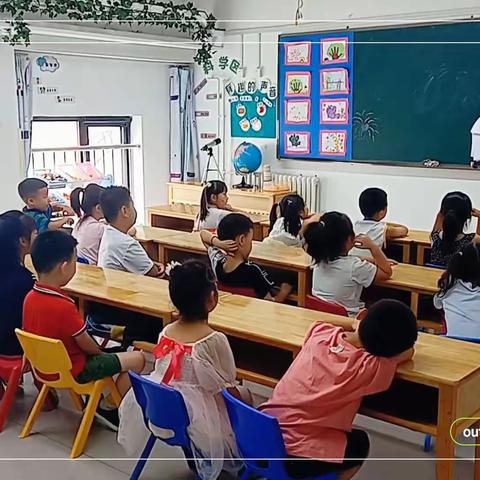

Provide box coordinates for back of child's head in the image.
[304,212,354,263]
[100,186,132,223]
[31,230,78,274]
[217,213,253,241]
[359,299,418,357]
[359,188,388,219]
[269,194,305,237]
[1,210,36,239]
[0,212,28,271]
[71,183,105,220]
[439,242,480,296]
[200,180,228,221]
[169,260,217,320]
[18,178,48,203]
[440,191,472,254]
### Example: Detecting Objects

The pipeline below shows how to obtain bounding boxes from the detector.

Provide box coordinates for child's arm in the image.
[52,203,75,216]
[299,213,322,237]
[354,234,393,281]
[266,283,292,303]
[48,217,74,230]
[472,209,480,243]
[200,230,238,254]
[145,262,165,278]
[74,331,103,356]
[386,222,409,239]
[432,211,443,236]
[393,347,415,364]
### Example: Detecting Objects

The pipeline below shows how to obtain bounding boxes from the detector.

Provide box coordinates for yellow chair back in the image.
[15,329,75,388]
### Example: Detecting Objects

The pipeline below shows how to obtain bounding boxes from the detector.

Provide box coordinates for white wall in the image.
[210,3,480,231]
[32,53,172,215]
[0,45,23,211]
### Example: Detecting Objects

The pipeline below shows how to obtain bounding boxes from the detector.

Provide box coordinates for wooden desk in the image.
[145,230,312,307]
[389,230,431,265]
[167,182,292,215]
[134,294,480,480]
[147,204,268,241]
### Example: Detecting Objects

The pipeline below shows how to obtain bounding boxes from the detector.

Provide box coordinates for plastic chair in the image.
[0,355,23,432]
[218,283,257,298]
[15,329,121,458]
[425,262,445,270]
[222,390,336,480]
[86,315,112,348]
[128,371,198,480]
[305,295,349,317]
[77,256,90,265]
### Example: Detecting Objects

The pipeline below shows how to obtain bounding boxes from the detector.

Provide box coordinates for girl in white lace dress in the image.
[118,260,248,479]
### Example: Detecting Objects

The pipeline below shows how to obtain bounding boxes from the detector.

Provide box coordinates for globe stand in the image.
[233,175,253,189]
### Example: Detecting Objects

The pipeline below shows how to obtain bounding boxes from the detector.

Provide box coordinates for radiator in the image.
[272,173,321,213]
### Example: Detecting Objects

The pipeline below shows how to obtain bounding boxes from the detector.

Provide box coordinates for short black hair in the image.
[100,186,132,223]
[18,178,48,201]
[1,210,37,238]
[169,260,217,320]
[0,213,25,271]
[359,188,388,219]
[217,213,253,241]
[359,299,418,357]
[31,230,78,274]
[304,212,354,263]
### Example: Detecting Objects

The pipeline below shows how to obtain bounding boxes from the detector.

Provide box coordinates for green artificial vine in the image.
[0,0,217,71]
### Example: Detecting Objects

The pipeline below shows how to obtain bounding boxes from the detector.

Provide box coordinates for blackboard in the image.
[278,21,480,166]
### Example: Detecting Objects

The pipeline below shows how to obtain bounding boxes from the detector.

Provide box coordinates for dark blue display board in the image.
[278,32,354,161]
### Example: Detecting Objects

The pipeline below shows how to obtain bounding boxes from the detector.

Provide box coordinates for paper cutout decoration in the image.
[320,68,349,95]
[257,102,267,117]
[321,37,349,65]
[286,100,311,125]
[250,117,262,131]
[285,132,310,154]
[236,104,247,117]
[320,99,349,124]
[285,42,312,65]
[286,72,311,97]
[240,118,250,132]
[320,130,347,156]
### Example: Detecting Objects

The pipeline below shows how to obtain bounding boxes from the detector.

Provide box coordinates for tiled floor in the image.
[1,381,476,480]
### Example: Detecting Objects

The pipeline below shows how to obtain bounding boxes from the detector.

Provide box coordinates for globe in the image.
[232,142,262,175]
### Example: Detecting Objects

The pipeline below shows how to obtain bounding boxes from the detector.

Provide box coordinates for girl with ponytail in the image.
[435,243,480,338]
[71,183,106,264]
[193,180,233,231]
[430,191,480,267]
[303,212,393,316]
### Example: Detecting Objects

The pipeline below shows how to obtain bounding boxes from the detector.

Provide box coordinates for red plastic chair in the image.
[218,283,257,298]
[0,355,24,432]
[305,295,349,317]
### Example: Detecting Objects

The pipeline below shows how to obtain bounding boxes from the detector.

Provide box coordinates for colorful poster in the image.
[286,72,311,97]
[230,79,277,138]
[321,37,349,64]
[320,99,349,124]
[320,131,347,156]
[320,68,349,95]
[285,42,312,65]
[285,132,310,154]
[286,100,311,124]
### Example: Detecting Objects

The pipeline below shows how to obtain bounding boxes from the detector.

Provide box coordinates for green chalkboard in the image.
[353,22,480,165]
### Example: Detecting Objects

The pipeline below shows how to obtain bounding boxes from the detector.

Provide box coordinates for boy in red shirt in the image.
[261,299,418,480]
[23,230,145,430]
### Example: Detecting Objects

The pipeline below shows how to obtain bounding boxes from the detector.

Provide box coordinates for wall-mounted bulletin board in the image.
[278,32,354,161]
[279,22,480,167]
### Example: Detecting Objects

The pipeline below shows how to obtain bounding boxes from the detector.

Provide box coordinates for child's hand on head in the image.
[472,208,480,218]
[218,239,238,255]
[354,234,376,250]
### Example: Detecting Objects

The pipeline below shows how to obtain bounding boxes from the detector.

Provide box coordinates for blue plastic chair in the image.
[424,334,480,452]
[77,256,89,264]
[425,262,444,269]
[128,371,199,480]
[222,390,336,480]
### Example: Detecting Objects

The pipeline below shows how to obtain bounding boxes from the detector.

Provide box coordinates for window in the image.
[31,116,132,188]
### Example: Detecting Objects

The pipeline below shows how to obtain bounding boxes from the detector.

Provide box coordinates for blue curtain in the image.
[15,52,33,175]
[169,66,200,182]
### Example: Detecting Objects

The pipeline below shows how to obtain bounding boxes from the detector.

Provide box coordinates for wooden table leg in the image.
[410,292,419,317]
[298,271,307,307]
[158,245,166,265]
[436,385,457,480]
[402,243,411,264]
[417,245,426,266]
[78,298,86,319]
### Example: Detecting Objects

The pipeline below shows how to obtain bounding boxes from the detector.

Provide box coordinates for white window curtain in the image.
[169,66,200,182]
[15,52,33,175]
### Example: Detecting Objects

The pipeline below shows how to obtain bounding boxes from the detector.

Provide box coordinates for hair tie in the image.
[319,220,325,227]
[458,251,463,256]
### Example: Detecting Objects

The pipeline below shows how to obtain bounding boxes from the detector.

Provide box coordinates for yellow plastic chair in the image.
[15,329,122,458]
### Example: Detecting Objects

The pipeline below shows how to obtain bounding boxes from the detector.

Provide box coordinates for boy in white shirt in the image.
[351,188,408,257]
[98,186,164,277]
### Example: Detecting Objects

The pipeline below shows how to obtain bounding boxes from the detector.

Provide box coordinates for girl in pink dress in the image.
[118,260,249,479]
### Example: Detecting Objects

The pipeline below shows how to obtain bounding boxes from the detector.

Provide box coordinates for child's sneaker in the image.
[95,406,119,431]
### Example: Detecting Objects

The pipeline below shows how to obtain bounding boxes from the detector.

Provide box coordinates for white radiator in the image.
[272,173,321,213]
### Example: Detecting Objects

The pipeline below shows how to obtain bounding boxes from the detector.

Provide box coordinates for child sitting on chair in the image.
[118,260,249,479]
[23,230,145,430]
[261,299,417,480]
[201,213,292,301]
